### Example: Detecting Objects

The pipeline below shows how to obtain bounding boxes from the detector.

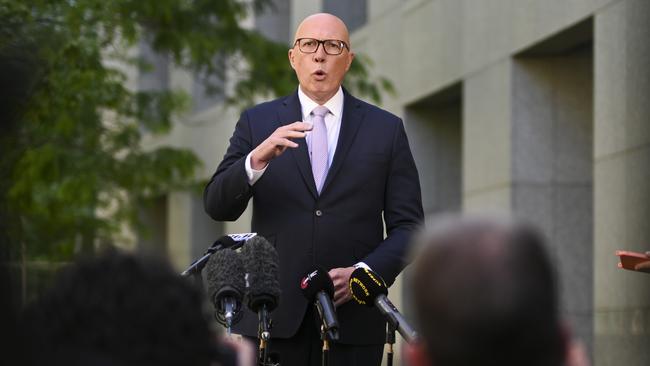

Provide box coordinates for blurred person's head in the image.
[289,13,354,104]
[0,33,40,361]
[0,241,21,361]
[21,248,235,366]
[407,215,566,366]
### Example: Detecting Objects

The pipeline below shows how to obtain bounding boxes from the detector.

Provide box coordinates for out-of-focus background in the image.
[2,0,648,365]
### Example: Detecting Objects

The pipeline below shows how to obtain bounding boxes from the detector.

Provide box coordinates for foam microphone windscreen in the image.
[349,267,388,307]
[300,268,334,300]
[241,236,281,312]
[205,248,245,305]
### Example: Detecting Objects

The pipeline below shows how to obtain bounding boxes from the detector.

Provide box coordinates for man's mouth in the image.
[313,70,327,80]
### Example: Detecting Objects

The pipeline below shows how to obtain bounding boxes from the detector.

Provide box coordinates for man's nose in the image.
[313,44,327,62]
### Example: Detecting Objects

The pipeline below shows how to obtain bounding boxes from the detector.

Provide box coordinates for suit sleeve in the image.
[362,119,424,286]
[203,110,255,221]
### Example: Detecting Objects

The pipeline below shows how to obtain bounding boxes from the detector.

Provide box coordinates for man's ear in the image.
[288,48,296,70]
[405,342,431,366]
[345,51,355,72]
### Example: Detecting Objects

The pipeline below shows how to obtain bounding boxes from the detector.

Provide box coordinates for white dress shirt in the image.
[245,86,344,184]
[243,86,370,270]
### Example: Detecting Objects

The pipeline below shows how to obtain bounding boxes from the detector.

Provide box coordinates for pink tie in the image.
[310,106,329,194]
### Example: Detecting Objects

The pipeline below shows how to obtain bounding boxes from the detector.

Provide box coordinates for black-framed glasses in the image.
[294,38,349,55]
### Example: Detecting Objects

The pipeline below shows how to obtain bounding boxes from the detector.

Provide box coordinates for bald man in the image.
[204,13,423,365]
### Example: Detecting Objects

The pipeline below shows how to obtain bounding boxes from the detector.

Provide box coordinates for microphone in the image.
[349,267,418,343]
[241,236,280,364]
[181,233,257,276]
[208,232,258,252]
[300,268,340,341]
[205,248,245,332]
[242,236,281,312]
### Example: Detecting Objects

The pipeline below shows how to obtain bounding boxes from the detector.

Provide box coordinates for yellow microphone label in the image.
[349,277,369,305]
[364,268,384,288]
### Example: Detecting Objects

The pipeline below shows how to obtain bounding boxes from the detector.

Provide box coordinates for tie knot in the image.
[311,105,329,118]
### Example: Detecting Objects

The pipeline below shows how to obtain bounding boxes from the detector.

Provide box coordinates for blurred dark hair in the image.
[21,248,231,366]
[410,216,565,366]
[0,25,40,362]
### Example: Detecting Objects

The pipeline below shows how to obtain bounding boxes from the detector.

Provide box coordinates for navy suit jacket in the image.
[204,89,423,344]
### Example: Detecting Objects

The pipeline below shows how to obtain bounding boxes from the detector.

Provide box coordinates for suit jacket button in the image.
[315,210,323,217]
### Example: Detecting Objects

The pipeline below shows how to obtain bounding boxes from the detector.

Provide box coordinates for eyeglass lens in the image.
[298,39,345,55]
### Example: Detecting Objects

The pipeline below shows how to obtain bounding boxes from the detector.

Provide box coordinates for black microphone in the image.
[349,267,418,343]
[208,232,257,252]
[181,233,257,277]
[300,268,340,341]
[208,235,237,251]
[242,236,281,312]
[205,248,245,331]
[241,236,280,365]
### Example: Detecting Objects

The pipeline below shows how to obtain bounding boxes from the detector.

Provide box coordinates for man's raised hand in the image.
[250,122,312,170]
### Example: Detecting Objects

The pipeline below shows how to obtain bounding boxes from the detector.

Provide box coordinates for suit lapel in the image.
[277,91,319,198]
[321,90,365,195]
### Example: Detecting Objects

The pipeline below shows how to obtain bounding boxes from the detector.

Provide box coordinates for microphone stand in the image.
[181,251,212,288]
[181,239,243,288]
[257,304,272,366]
[180,234,252,277]
[385,321,396,366]
[320,325,330,366]
[181,242,232,277]
[315,303,338,366]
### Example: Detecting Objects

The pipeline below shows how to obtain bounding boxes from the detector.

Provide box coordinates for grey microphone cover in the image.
[241,236,281,311]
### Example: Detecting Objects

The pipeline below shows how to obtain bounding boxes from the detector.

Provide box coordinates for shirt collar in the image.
[297,85,344,119]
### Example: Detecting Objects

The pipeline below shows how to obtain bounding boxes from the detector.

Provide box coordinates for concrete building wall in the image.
[594,0,650,364]
[463,60,513,212]
[511,48,595,356]
[323,0,367,32]
[405,93,462,215]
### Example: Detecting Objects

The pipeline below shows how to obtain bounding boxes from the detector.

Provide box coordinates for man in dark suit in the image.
[204,13,423,365]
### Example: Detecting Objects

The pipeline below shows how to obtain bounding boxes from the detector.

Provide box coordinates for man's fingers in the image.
[332,279,346,291]
[329,267,344,278]
[329,267,354,307]
[334,287,347,300]
[329,267,354,288]
[334,288,351,307]
[281,130,307,139]
[283,121,313,131]
[267,128,306,147]
[281,140,298,149]
[269,137,299,149]
[252,129,304,167]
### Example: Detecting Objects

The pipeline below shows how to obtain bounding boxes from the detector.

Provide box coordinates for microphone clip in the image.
[315,301,339,342]
[214,298,244,329]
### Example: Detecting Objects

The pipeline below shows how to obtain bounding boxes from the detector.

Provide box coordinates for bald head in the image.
[288,13,354,104]
[293,13,351,48]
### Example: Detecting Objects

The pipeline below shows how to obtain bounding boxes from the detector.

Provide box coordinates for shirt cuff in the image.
[245,152,268,186]
[354,262,371,270]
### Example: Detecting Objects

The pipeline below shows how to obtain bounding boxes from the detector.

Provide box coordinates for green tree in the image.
[0,0,392,261]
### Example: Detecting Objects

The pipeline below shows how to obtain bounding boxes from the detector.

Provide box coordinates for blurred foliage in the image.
[0,0,393,261]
